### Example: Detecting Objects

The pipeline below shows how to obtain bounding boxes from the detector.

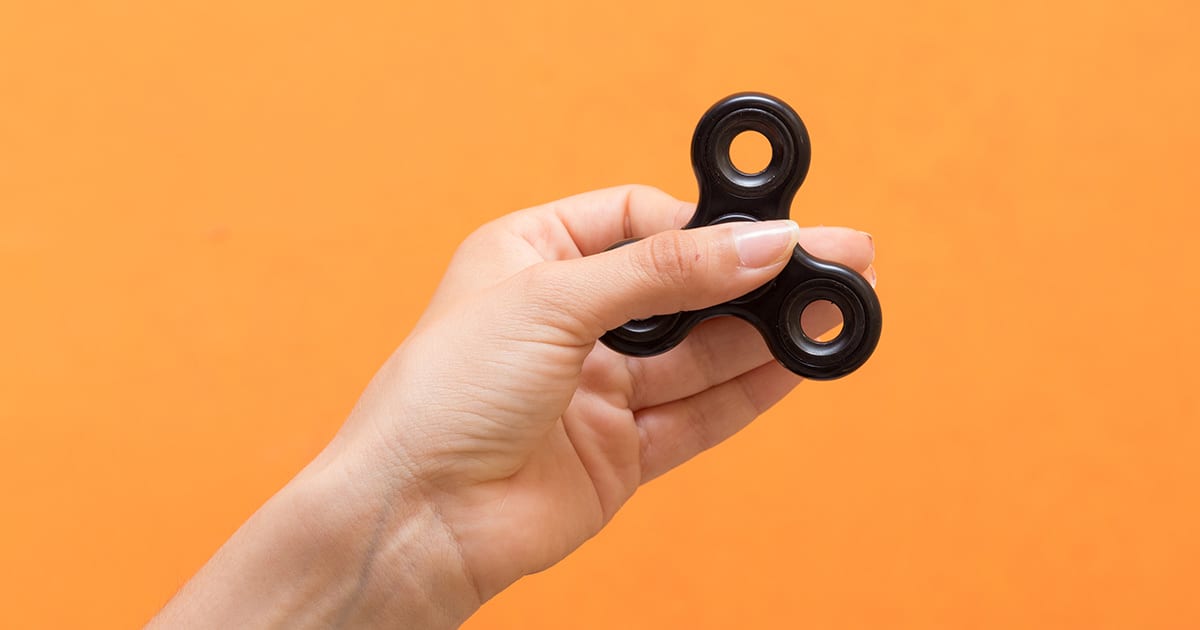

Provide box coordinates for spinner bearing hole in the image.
[729,130,772,175]
[800,299,844,343]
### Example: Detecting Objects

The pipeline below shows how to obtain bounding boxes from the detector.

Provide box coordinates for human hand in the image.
[150,185,876,629]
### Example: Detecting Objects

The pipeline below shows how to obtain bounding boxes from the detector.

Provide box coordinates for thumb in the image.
[516,219,801,341]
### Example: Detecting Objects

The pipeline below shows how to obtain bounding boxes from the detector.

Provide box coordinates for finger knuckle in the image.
[639,232,701,286]
[515,263,592,330]
[622,183,668,199]
[455,223,502,258]
[518,262,561,305]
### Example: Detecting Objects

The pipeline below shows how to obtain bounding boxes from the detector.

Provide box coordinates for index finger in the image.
[504,184,696,259]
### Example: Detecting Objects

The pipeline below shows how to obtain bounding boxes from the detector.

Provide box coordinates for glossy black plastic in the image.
[599,92,882,380]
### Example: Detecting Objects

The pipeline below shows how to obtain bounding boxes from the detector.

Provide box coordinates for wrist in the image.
[151,445,481,629]
[278,450,483,628]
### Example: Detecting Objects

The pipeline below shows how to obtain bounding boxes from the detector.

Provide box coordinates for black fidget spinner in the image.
[599,92,882,380]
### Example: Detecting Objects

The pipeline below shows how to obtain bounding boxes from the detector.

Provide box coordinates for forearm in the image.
[149,454,480,629]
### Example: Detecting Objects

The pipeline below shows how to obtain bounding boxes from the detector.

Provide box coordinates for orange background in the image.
[2,1,1198,628]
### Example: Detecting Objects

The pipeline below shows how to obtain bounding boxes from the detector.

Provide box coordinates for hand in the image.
[150,185,876,629]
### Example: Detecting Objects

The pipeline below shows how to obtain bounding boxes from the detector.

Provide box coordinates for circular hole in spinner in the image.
[710,109,792,194]
[780,280,865,362]
[799,299,844,343]
[729,130,772,175]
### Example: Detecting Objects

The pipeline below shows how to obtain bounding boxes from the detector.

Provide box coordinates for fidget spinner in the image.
[599,92,882,380]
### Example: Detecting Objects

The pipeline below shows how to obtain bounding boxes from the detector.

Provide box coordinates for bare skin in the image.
[149,185,876,628]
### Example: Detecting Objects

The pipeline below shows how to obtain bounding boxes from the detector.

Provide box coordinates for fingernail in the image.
[865,264,877,288]
[861,231,875,263]
[732,220,800,268]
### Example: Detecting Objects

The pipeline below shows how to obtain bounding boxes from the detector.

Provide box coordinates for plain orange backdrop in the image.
[2,1,1199,628]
